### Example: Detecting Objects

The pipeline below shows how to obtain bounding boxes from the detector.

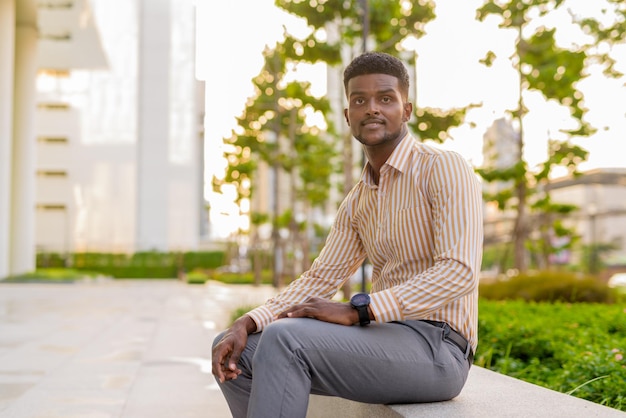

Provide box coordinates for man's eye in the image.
[381,97,391,103]
[354,98,365,105]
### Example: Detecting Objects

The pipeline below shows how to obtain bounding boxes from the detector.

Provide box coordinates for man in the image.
[212,51,483,418]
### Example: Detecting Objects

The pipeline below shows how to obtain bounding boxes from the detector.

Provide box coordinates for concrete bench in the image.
[306,366,626,417]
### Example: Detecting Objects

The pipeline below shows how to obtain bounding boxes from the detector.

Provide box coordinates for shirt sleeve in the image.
[247,190,368,332]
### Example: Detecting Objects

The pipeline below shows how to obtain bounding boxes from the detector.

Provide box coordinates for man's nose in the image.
[365,99,380,115]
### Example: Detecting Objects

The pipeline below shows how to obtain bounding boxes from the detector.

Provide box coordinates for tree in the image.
[529,140,585,269]
[276,1,470,146]
[276,0,435,57]
[216,2,487,287]
[475,0,599,272]
[573,0,625,273]
[576,0,626,58]
[214,44,338,287]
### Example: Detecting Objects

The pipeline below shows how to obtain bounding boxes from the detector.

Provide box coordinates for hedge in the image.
[36,251,225,278]
[477,300,626,411]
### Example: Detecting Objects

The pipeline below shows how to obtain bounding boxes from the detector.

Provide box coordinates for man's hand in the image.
[276,297,359,326]
[211,315,256,383]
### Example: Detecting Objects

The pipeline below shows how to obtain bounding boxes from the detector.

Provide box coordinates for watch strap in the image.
[355,305,370,326]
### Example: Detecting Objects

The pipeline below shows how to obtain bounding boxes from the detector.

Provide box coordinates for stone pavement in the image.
[0,279,277,418]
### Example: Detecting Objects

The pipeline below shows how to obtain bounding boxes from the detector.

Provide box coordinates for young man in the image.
[212,51,483,418]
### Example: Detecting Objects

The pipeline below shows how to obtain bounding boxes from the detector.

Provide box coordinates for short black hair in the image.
[343,52,410,99]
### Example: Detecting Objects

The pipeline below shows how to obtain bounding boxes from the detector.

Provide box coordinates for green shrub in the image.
[229,306,257,324]
[479,270,617,303]
[185,269,210,285]
[477,300,626,411]
[3,268,101,282]
[209,270,274,285]
[183,251,225,271]
[36,251,226,279]
[36,253,68,268]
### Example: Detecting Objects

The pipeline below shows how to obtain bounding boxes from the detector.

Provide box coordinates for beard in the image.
[353,125,405,148]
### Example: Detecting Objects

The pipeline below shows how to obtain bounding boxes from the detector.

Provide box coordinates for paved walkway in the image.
[0,279,276,418]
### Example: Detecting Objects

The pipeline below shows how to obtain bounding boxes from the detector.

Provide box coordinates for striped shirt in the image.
[247,134,483,352]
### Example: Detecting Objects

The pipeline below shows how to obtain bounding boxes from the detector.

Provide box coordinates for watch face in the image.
[351,293,370,307]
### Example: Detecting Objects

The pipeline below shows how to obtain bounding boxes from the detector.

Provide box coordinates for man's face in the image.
[344,73,412,147]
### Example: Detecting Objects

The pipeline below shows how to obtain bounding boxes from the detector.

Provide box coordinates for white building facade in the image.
[1,0,205,277]
[548,168,626,268]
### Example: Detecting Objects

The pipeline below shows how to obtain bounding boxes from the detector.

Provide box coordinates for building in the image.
[481,118,520,245]
[1,0,108,276]
[548,168,626,269]
[1,0,205,278]
[480,118,626,271]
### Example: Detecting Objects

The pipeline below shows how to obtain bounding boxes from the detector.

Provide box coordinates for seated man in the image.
[212,51,483,418]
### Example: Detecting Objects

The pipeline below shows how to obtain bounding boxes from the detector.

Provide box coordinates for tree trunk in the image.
[513,180,528,272]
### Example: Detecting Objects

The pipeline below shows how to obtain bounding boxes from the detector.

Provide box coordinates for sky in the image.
[196,0,626,235]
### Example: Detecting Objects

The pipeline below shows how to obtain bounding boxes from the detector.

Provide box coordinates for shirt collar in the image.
[360,133,415,186]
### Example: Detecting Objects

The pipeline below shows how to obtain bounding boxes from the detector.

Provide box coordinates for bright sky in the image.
[196,0,626,236]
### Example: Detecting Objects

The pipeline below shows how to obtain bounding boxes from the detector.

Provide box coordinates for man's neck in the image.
[363,130,407,184]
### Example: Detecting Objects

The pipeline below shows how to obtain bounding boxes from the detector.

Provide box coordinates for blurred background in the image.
[2,0,626,289]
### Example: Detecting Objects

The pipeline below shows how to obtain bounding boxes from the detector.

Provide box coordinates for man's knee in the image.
[254,319,313,360]
[256,320,287,349]
[260,318,308,342]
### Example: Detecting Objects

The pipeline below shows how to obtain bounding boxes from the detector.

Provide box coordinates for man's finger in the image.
[220,367,236,381]
[227,350,242,371]
[226,339,246,372]
[212,342,231,382]
[213,362,226,383]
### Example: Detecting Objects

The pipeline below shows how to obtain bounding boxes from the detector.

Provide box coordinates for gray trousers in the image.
[213,318,471,418]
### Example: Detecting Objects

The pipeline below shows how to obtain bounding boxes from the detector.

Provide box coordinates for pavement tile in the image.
[0,279,275,418]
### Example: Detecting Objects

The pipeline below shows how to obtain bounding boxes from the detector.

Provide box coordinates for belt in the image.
[422,320,474,364]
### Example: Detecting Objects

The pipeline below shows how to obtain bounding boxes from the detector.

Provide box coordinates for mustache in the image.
[362,118,384,125]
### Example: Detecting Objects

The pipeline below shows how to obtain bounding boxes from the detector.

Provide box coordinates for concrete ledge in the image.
[307,366,626,418]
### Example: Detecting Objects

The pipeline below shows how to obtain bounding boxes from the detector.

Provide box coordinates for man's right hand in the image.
[211,315,256,383]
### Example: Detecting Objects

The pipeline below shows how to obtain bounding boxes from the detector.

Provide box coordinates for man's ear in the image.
[403,102,413,122]
[344,108,350,126]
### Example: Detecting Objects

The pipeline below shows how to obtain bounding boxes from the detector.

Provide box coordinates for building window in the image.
[38,2,74,10]
[36,170,68,177]
[38,69,70,78]
[36,204,66,211]
[38,136,69,144]
[37,103,70,110]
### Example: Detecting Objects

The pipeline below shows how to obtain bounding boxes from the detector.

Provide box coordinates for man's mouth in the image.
[363,119,384,126]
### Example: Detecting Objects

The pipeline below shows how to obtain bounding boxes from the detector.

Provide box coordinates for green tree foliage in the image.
[215,45,337,207]
[276,0,470,144]
[528,140,587,268]
[276,0,435,56]
[475,0,604,272]
[410,105,478,143]
[213,43,339,286]
[576,0,626,78]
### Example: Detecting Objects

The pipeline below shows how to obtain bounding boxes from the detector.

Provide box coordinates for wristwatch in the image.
[350,293,371,326]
